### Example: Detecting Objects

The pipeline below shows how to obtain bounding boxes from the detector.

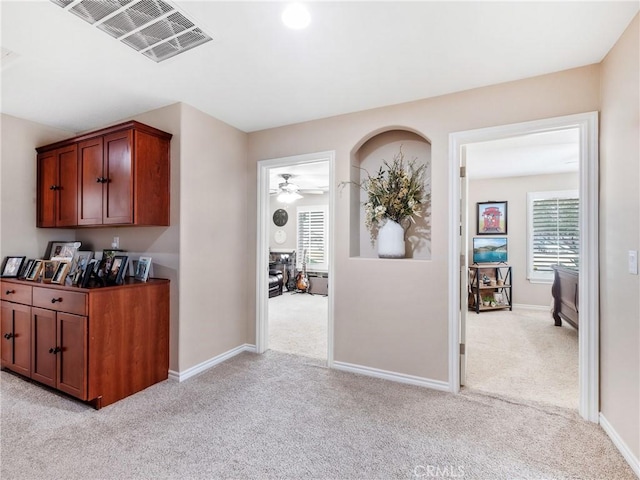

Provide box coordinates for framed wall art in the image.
[477,201,508,235]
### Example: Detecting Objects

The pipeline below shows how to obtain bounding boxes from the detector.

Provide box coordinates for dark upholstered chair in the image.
[268,269,284,297]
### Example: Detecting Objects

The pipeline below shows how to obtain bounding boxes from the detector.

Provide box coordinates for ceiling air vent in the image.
[50,0,212,62]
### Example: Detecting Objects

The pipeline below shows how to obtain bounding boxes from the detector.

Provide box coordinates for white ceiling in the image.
[1,1,638,135]
[466,128,580,179]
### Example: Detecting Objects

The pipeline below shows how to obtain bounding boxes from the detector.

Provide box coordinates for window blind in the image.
[530,195,579,278]
[297,207,327,271]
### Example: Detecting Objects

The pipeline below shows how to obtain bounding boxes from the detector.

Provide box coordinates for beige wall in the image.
[468,172,579,307]
[0,115,76,259]
[269,192,329,252]
[600,13,640,462]
[248,65,600,380]
[177,103,249,371]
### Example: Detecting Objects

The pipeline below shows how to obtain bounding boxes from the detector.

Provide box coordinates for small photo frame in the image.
[69,251,94,285]
[47,241,82,261]
[26,260,44,281]
[477,201,508,235]
[1,256,26,278]
[106,255,128,285]
[19,259,35,279]
[51,261,70,284]
[134,256,152,282]
[81,259,102,288]
[42,261,59,283]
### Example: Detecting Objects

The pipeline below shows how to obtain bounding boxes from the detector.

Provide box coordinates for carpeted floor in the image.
[0,351,634,479]
[268,291,327,360]
[464,307,578,409]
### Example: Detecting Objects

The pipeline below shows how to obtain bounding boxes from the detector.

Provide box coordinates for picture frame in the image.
[19,259,35,279]
[47,241,82,261]
[477,201,508,235]
[51,261,70,284]
[68,251,94,285]
[26,260,43,281]
[99,249,123,278]
[81,259,102,288]
[106,255,128,285]
[1,256,26,278]
[42,260,59,283]
[134,256,152,282]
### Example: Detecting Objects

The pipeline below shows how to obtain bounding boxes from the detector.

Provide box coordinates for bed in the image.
[551,265,579,330]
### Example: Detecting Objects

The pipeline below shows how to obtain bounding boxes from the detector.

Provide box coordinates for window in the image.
[527,190,579,282]
[297,205,328,272]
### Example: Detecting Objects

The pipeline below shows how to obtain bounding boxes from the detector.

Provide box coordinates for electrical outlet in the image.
[629,250,638,275]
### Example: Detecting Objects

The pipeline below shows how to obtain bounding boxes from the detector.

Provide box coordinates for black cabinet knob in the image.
[5,290,15,295]
[3,333,13,340]
[96,177,108,184]
[48,347,61,354]
[51,297,63,304]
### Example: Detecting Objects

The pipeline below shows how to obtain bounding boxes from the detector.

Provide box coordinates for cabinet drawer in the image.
[1,281,32,305]
[33,287,87,316]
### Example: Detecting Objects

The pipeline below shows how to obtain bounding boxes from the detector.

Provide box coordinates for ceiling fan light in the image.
[277,191,303,203]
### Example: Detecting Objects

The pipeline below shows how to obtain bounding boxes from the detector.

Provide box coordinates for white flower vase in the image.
[377,219,405,258]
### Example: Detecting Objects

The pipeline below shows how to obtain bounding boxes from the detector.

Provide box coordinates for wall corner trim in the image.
[333,361,450,392]
[168,344,257,382]
[599,413,640,477]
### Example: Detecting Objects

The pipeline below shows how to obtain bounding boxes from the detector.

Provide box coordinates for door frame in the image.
[256,150,335,366]
[448,112,599,422]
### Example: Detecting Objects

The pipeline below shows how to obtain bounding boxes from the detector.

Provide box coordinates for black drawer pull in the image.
[4,333,13,340]
[48,347,61,354]
[96,177,108,184]
[51,297,63,304]
[5,289,15,295]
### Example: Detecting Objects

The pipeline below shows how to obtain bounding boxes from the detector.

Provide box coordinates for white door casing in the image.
[448,112,599,422]
[256,151,336,366]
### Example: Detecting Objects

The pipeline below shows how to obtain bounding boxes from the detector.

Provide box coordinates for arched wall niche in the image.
[349,128,432,259]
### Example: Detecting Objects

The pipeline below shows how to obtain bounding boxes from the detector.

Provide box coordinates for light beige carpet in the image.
[268,291,327,359]
[1,351,635,479]
[464,307,578,409]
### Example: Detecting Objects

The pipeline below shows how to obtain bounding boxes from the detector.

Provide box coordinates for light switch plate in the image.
[629,250,638,275]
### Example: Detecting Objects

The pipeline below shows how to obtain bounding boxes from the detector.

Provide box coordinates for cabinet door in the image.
[103,130,133,225]
[77,137,104,226]
[37,151,58,228]
[56,312,87,399]
[31,307,57,388]
[1,301,31,376]
[56,144,78,227]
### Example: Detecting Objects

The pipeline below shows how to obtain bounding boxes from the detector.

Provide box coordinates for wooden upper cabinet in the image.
[36,144,78,228]
[37,121,171,228]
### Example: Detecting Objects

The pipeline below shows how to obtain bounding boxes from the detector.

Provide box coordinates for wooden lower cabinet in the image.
[31,308,87,399]
[0,278,169,409]
[1,301,31,377]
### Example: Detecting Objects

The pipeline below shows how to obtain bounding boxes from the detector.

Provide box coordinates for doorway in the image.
[448,112,599,422]
[256,151,335,365]
[462,129,580,409]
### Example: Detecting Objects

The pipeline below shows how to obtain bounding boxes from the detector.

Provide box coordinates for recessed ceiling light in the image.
[282,3,311,30]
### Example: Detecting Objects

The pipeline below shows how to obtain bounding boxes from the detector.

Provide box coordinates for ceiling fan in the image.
[271,173,327,203]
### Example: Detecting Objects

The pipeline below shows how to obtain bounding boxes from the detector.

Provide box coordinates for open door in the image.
[459,146,469,386]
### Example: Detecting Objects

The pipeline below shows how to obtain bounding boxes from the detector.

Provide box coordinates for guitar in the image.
[296,249,309,292]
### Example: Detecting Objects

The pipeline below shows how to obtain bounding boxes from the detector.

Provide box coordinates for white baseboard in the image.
[333,361,450,392]
[599,413,640,477]
[168,344,256,382]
